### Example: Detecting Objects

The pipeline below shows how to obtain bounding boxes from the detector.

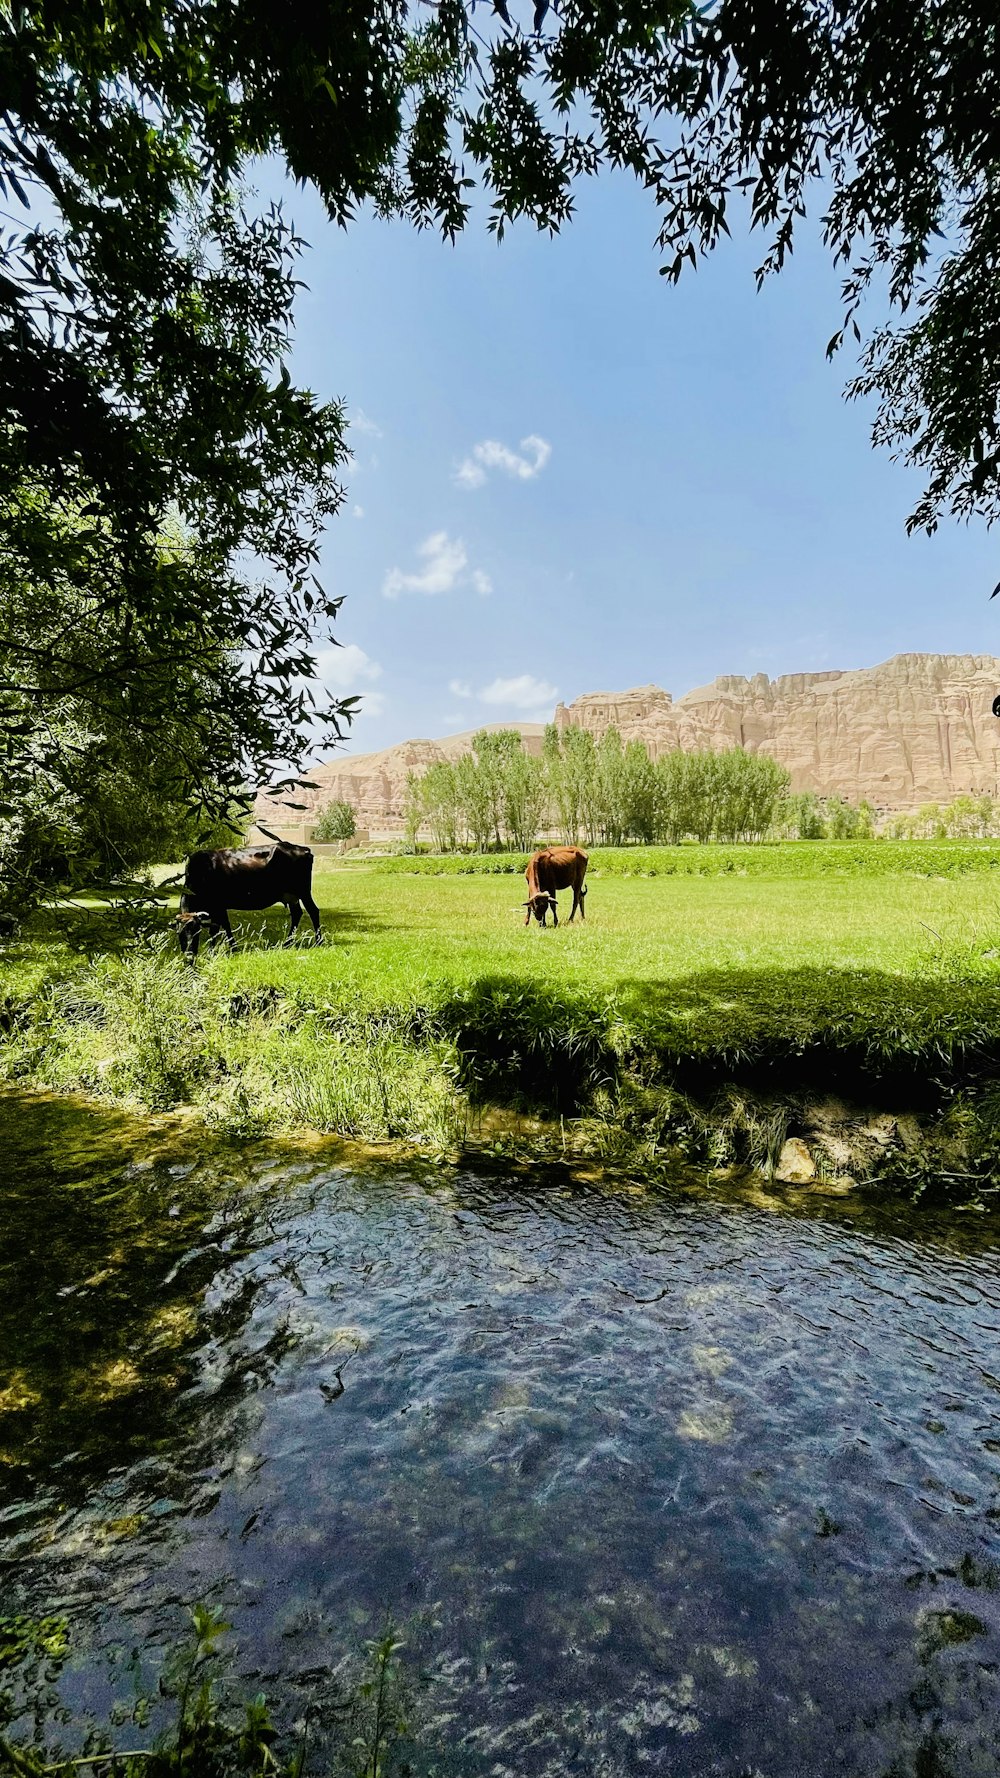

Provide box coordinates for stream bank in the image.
[3,942,1000,1201]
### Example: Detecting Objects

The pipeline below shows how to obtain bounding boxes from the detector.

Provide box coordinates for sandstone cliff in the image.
[255,654,1000,834]
[554,654,1000,807]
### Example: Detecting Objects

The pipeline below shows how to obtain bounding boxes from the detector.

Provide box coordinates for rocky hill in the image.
[255,653,1000,834]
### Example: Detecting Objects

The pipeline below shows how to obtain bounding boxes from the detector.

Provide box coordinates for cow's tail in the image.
[255,822,284,844]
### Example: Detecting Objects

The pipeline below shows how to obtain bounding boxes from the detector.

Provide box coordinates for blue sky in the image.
[261,162,1000,757]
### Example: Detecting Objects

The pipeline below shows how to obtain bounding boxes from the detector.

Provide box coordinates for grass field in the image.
[229,858,1000,999]
[5,847,1000,1183]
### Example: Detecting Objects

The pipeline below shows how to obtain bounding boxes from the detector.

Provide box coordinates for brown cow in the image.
[176,828,321,956]
[523,846,588,926]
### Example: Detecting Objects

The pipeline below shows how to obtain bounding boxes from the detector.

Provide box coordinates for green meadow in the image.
[256,851,1000,996]
[4,843,1000,1187]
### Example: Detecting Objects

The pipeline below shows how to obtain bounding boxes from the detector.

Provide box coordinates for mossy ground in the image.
[4,847,1000,1190]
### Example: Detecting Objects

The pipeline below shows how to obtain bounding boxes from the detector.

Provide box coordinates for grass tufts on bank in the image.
[4,849,1000,1190]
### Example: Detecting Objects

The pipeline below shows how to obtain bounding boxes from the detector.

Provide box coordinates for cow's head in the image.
[524,893,558,926]
[175,909,212,954]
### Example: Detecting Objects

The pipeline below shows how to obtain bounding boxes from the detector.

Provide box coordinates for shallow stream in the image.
[3,1093,1000,1776]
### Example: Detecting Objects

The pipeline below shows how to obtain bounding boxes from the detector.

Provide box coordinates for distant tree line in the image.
[394,732,1000,853]
[883,797,1000,841]
[777,791,1000,841]
[775,793,878,841]
[402,727,791,852]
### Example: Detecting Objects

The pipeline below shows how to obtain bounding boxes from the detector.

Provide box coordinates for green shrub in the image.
[313,800,357,842]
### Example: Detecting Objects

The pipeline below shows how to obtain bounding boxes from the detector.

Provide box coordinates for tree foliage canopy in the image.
[2,1,355,829]
[5,0,999,528]
[313,799,358,841]
[2,0,998,862]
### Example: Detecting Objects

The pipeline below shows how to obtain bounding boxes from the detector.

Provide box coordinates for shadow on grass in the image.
[20,898,386,957]
[614,964,1000,1087]
[433,975,618,1115]
[434,966,1000,1114]
[222,904,387,948]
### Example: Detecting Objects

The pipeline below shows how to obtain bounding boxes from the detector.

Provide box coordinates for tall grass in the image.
[1,944,467,1147]
[8,946,213,1110]
[215,1013,464,1148]
[0,1603,421,1778]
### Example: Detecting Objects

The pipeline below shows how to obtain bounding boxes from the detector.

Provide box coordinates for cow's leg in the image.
[285,899,303,944]
[213,912,234,948]
[302,891,322,941]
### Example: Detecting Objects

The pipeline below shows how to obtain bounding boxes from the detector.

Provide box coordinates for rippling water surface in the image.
[3,1093,1000,1777]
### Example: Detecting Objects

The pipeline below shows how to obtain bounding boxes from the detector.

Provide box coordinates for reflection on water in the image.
[3,1092,1000,1776]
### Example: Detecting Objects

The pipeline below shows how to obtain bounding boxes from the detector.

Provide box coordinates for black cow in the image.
[176,829,321,956]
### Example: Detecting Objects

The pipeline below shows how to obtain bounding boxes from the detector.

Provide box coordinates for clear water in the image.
[3,1093,1000,1777]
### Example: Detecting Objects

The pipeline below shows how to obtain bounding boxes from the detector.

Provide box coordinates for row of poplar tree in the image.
[402,726,792,851]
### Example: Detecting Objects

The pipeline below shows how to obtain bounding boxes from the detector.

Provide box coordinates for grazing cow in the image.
[523,846,588,927]
[176,828,321,956]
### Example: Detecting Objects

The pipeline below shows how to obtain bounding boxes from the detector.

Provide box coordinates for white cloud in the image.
[351,408,382,438]
[478,674,559,711]
[354,690,386,717]
[300,644,385,729]
[352,504,365,519]
[445,672,559,719]
[383,531,491,600]
[314,645,384,717]
[314,642,383,690]
[455,434,552,490]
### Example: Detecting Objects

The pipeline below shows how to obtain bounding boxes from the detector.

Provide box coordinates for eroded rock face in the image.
[554,653,1000,807]
[255,653,1000,832]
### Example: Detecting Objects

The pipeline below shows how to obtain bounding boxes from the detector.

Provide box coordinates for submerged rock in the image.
[774,1137,816,1184]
